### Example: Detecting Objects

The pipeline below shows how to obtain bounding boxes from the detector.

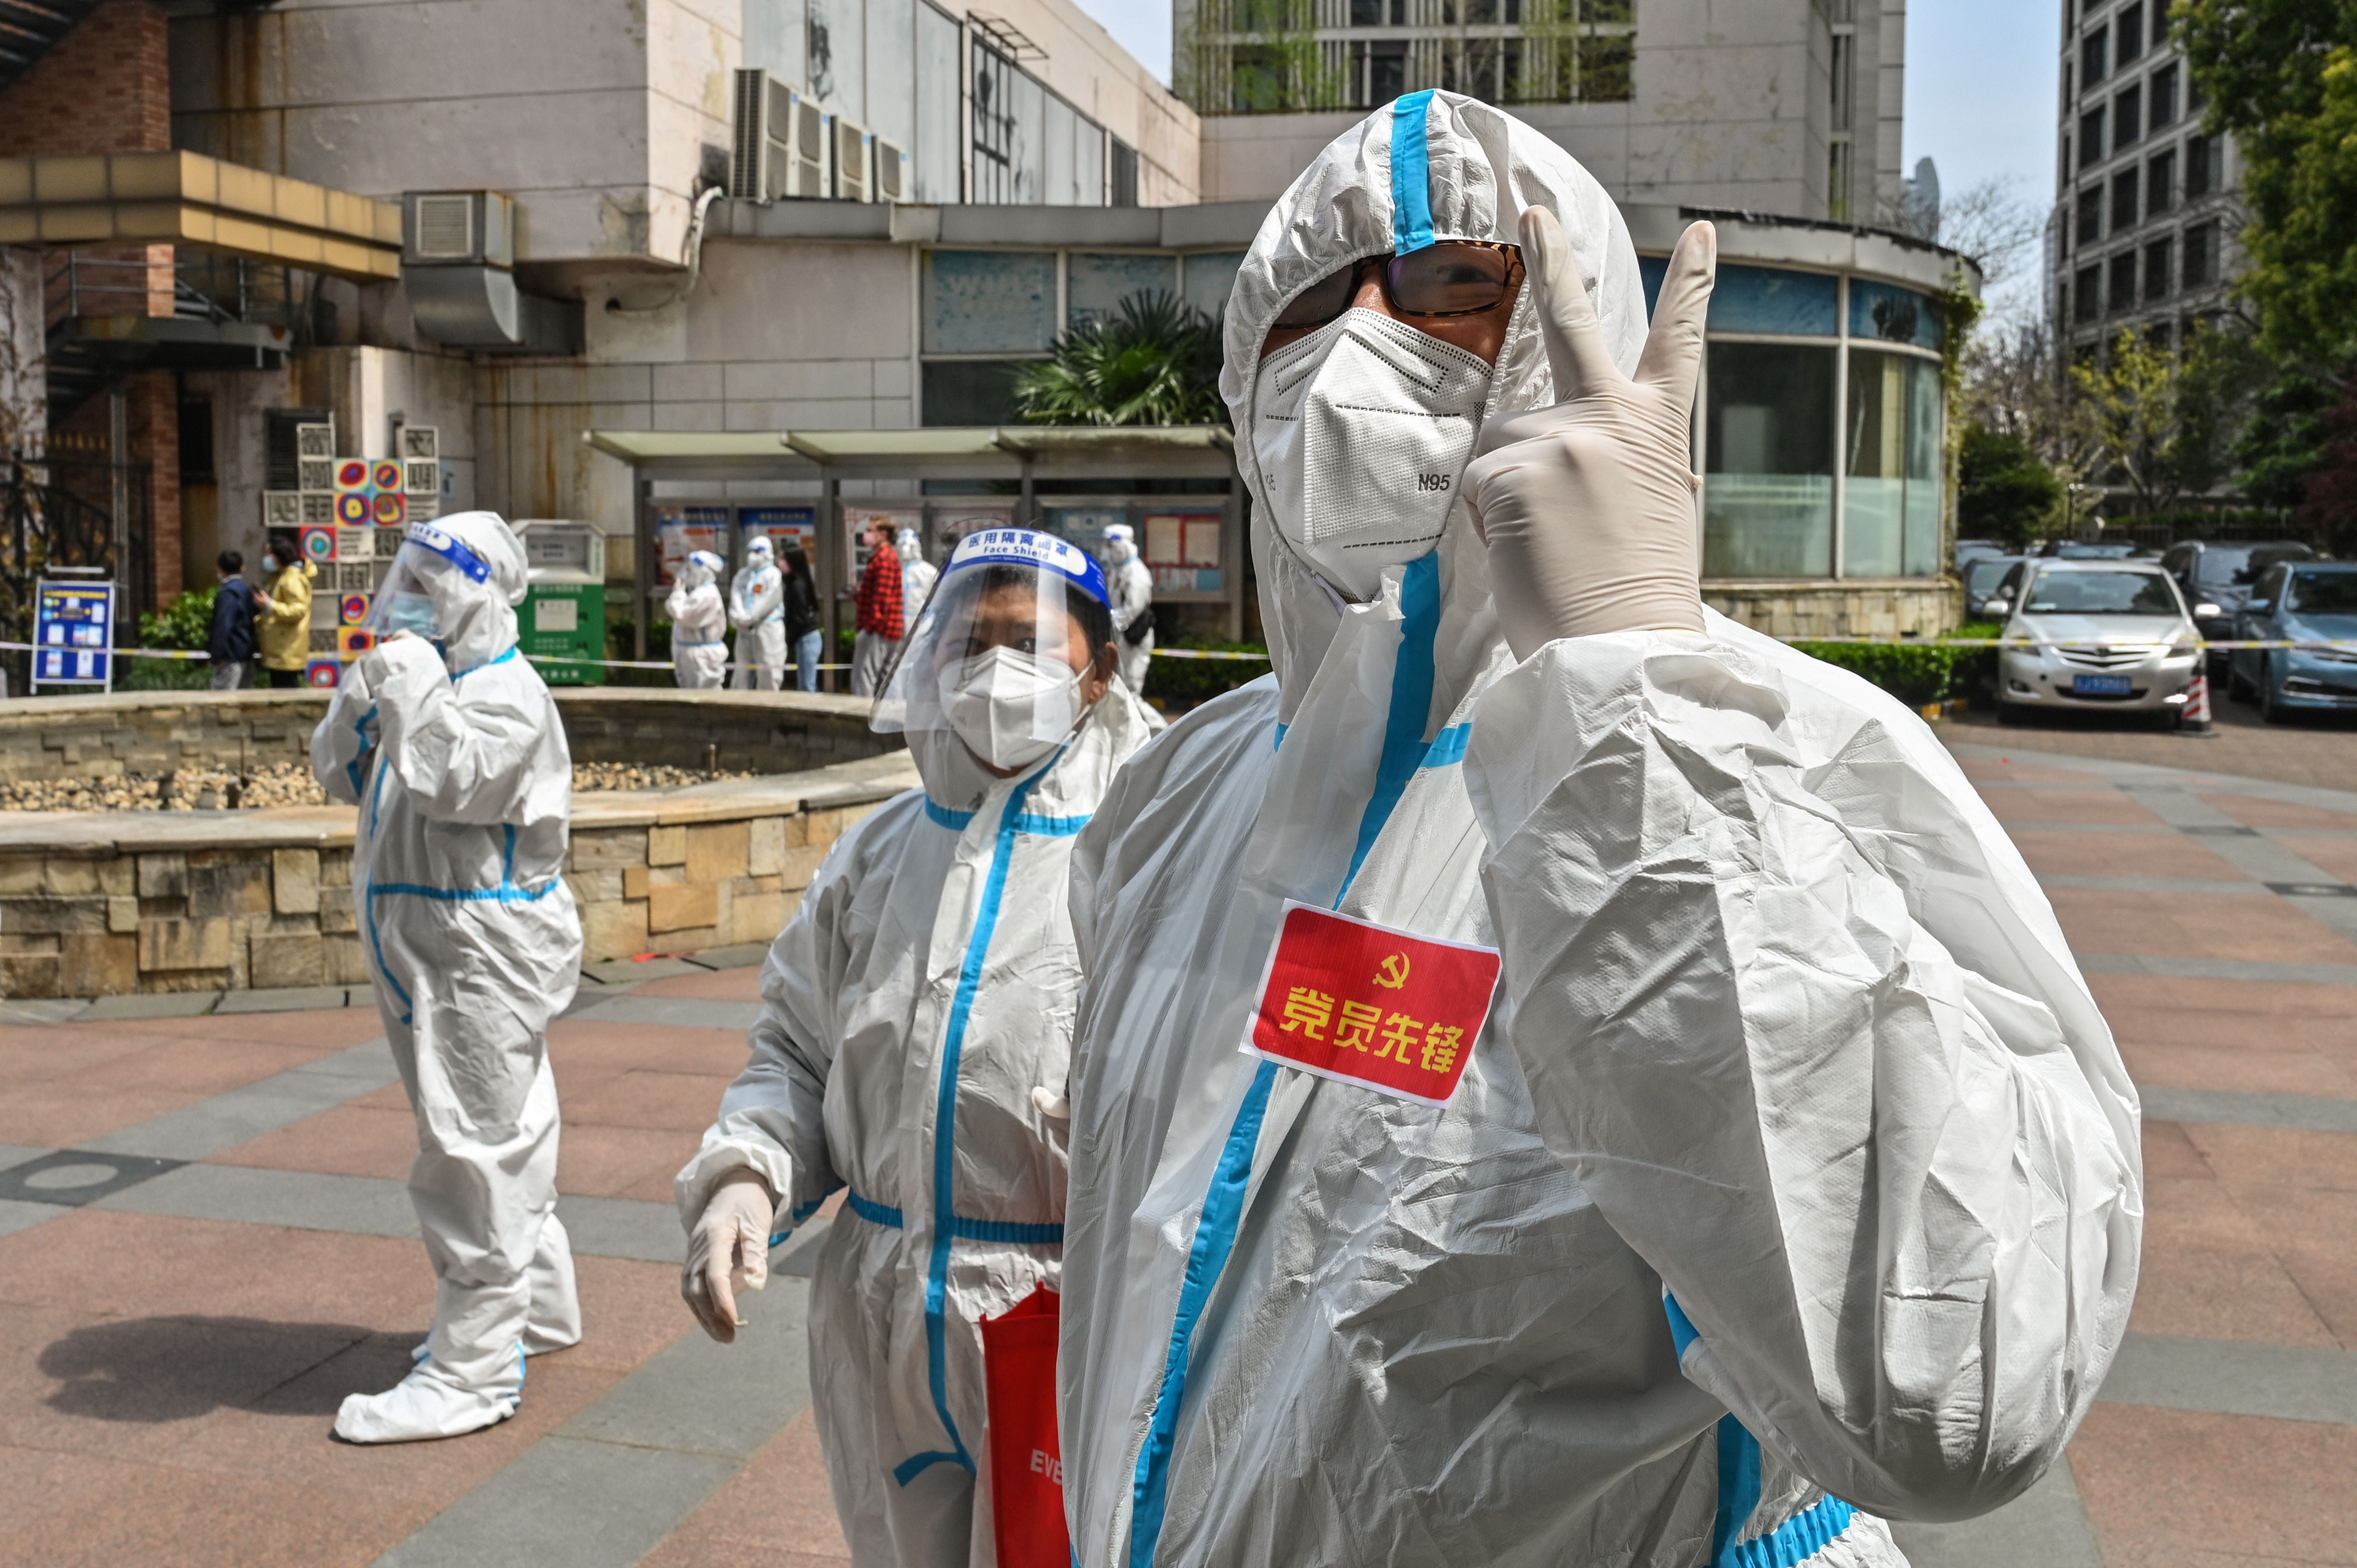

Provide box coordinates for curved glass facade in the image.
[1647,256,1949,582]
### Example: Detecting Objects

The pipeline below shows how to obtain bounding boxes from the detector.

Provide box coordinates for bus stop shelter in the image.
[582,426,1244,677]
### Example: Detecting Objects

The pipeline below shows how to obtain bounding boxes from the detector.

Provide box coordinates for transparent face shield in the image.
[872,531,1113,772]
[360,521,492,644]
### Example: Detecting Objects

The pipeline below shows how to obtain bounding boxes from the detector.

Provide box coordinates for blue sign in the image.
[33,579,115,691]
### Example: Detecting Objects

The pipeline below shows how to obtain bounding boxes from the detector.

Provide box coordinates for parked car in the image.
[2226,560,2357,722]
[2036,540,2147,558]
[1987,559,2210,726]
[1954,538,2005,570]
[2158,539,2317,658]
[1962,553,2027,618]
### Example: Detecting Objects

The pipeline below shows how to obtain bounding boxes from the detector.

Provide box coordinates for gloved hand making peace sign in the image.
[1465,211,1717,659]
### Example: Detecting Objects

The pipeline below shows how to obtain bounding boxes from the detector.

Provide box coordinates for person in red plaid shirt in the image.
[852,516,904,696]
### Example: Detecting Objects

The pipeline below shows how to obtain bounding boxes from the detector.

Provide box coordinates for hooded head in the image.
[743,535,776,574]
[896,527,925,564]
[1101,523,1138,566]
[361,511,529,673]
[684,550,725,591]
[1224,91,1646,704]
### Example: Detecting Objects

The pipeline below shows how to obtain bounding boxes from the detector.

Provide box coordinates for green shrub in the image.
[1787,621,2001,709]
[1143,639,1271,709]
[124,586,217,689]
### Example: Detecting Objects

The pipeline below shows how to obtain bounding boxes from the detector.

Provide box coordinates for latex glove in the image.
[1463,211,1717,659]
[681,1169,776,1344]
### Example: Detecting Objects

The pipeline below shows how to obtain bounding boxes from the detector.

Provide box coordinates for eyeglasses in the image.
[1272,241,1523,331]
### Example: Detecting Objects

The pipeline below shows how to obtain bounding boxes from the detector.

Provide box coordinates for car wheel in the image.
[2258,657,2287,724]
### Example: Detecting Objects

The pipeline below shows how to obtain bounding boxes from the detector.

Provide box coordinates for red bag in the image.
[981,1284,1071,1568]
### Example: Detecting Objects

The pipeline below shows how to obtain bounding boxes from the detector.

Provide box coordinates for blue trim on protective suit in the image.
[369,879,560,904]
[449,644,520,681]
[1128,559,1441,1568]
[894,750,1066,1488]
[925,798,977,831]
[1421,721,1470,768]
[1345,553,1442,888]
[1391,91,1437,254]
[848,1188,905,1228]
[951,1214,1063,1245]
[345,704,379,798]
[1713,1415,1763,1563]
[1664,1290,1701,1357]
[1010,810,1090,838]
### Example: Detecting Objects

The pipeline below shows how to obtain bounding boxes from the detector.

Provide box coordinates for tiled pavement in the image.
[2,740,2355,1566]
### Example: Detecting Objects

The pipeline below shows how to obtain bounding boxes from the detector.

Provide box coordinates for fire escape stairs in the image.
[0,0,107,98]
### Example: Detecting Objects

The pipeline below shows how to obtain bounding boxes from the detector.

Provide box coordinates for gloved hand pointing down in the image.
[682,1169,775,1343]
[1464,211,1717,658]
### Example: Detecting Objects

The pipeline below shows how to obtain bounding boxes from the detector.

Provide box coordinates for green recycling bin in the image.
[516,520,607,685]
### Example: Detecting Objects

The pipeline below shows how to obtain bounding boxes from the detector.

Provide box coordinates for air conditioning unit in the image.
[873,136,909,202]
[834,118,872,202]
[403,191,516,267]
[731,68,833,201]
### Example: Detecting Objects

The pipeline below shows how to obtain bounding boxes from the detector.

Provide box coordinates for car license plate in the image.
[2072,674,2134,696]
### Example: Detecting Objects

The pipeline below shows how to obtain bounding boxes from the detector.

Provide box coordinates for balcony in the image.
[41,249,304,419]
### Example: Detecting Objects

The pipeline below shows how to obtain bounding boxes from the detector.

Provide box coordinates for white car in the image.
[1986,560,2215,724]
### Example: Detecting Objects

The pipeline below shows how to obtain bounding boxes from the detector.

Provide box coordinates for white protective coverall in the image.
[677,534,1158,1568]
[900,528,940,628]
[1100,524,1156,700]
[731,535,787,690]
[669,549,730,689]
[1058,92,2142,1568]
[313,510,585,1443]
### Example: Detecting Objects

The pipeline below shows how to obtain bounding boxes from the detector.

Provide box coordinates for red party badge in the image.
[1244,902,1502,1107]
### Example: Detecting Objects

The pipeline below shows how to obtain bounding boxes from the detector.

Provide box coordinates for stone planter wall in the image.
[0,762,912,999]
[0,687,899,784]
[1701,578,1963,640]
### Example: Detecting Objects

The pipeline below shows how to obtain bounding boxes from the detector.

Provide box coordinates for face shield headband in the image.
[360,522,494,644]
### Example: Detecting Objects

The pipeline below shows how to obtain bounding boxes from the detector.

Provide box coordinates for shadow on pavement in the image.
[38,1315,414,1421]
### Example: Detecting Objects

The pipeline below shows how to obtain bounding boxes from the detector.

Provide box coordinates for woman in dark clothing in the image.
[779,539,823,692]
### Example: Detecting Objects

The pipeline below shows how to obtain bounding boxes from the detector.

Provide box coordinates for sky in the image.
[1064,0,2064,207]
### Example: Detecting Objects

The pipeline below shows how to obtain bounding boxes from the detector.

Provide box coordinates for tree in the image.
[2070,327,2256,517]
[1957,424,2063,546]
[2234,366,2343,506]
[2177,0,2357,365]
[1012,293,1226,427]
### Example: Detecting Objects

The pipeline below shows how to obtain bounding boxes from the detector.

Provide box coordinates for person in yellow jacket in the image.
[258,532,318,687]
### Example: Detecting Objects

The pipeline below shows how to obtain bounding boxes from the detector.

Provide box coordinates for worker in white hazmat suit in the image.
[899,526,940,629]
[312,511,585,1444]
[675,527,1157,1568]
[1098,524,1158,713]
[730,534,787,690]
[668,549,729,689]
[1057,92,2142,1568]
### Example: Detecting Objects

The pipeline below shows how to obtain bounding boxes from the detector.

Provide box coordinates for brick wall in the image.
[0,791,898,998]
[0,0,170,157]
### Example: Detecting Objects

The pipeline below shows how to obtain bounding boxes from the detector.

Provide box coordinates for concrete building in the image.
[0,0,1968,671]
[2050,0,2240,355]
[1183,0,1909,222]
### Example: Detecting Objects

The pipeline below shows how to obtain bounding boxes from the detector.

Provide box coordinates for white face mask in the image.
[1252,307,1495,601]
[941,645,1083,772]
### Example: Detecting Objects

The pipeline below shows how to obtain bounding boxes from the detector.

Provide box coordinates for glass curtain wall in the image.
[1843,351,1941,577]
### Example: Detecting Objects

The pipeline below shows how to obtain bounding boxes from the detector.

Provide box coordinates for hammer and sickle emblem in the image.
[1373,953,1411,990]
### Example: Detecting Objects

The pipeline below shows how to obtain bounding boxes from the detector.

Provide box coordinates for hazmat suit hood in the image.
[1224,90,1647,719]
[386,510,528,674]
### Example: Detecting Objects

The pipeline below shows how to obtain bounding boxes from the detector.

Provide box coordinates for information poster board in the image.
[739,505,817,565]
[926,507,1012,567]
[654,505,731,590]
[843,505,926,588]
[32,579,115,691]
[1143,511,1225,594]
[1044,507,1123,566]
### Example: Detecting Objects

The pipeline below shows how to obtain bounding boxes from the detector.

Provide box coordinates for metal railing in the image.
[44,250,305,333]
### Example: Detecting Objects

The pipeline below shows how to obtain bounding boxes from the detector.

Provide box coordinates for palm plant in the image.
[1014,292,1226,426]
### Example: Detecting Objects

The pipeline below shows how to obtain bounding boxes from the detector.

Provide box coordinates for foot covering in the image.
[334,1357,519,1444]
[521,1319,581,1356]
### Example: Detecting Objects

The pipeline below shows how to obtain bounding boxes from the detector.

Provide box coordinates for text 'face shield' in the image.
[872,530,1112,771]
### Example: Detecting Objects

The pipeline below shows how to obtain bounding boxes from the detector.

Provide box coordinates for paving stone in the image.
[94,1163,421,1238]
[566,994,763,1032]
[1888,1456,2103,1568]
[2099,1333,2357,1427]
[79,987,223,1019]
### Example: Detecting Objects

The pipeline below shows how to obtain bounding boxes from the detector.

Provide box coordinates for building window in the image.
[2143,236,2173,301]
[1831,32,1855,132]
[1850,279,1944,350]
[2146,148,2175,215]
[1232,45,1287,112]
[1502,37,1526,102]
[2061,134,2074,188]
[2108,250,2139,311]
[1369,41,1406,102]
[2149,61,2179,126]
[1827,140,1853,221]
[2064,60,2074,105]
[1109,139,1139,206]
[2113,82,2141,146]
[2075,263,2103,323]
[922,250,1057,354]
[1467,0,1496,21]
[1350,0,1382,23]
[2076,185,2104,244]
[2081,25,2108,86]
[1845,350,1943,578]
[1067,253,1178,327]
[2187,132,2224,196]
[2184,220,2219,285]
[1578,32,1634,102]
[1710,263,1840,335]
[2117,1,2144,61]
[1704,342,1837,578]
[2110,167,2140,231]
[2080,107,2106,169]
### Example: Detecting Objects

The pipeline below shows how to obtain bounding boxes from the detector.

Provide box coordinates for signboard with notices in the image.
[1143,511,1224,595]
[740,505,818,565]
[31,579,116,692]
[654,505,731,590]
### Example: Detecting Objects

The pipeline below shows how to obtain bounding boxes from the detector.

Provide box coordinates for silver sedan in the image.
[1988,562,2213,724]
